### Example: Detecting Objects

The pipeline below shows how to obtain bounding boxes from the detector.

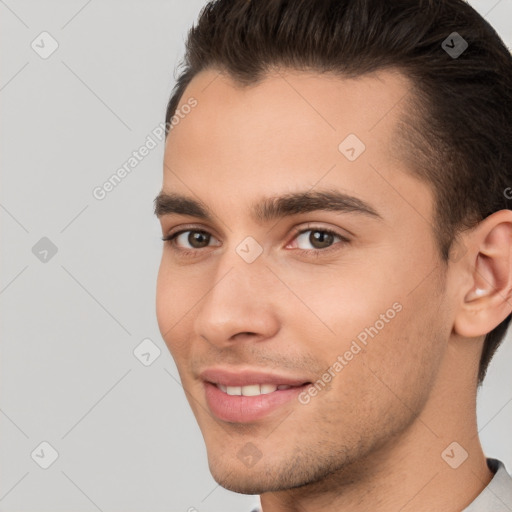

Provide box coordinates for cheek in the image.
[285,248,445,384]
[331,277,448,420]
[304,301,447,456]
[155,258,174,336]
[155,256,197,357]
[274,259,406,353]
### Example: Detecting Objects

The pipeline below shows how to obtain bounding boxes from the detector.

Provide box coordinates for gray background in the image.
[1,1,511,511]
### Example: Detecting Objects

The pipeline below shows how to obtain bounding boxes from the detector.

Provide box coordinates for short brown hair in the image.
[165,0,512,384]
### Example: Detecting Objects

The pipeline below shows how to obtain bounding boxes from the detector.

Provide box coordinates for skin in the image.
[155,68,512,512]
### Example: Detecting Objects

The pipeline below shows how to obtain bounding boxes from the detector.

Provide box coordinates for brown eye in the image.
[309,230,335,249]
[292,228,345,251]
[187,231,210,248]
[162,229,220,251]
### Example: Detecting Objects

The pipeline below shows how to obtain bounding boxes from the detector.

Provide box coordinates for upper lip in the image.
[199,367,311,387]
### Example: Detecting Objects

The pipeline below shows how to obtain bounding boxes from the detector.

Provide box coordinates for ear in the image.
[453,209,512,338]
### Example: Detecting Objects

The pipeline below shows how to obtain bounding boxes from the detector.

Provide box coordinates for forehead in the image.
[162,68,433,232]
[169,67,412,142]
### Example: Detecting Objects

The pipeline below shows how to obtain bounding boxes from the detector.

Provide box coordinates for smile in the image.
[215,383,299,396]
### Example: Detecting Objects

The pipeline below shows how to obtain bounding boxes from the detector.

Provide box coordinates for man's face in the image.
[156,68,452,493]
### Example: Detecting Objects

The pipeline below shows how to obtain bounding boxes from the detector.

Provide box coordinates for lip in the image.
[200,367,312,423]
[199,367,310,387]
[204,381,310,423]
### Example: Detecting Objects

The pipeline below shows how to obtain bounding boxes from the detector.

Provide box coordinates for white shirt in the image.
[463,458,512,511]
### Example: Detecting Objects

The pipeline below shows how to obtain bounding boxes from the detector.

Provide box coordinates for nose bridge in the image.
[194,245,278,344]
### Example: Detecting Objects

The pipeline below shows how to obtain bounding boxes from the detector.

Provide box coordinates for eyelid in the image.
[164,223,219,240]
[163,222,349,239]
[162,222,350,255]
[284,224,350,253]
[287,223,350,243]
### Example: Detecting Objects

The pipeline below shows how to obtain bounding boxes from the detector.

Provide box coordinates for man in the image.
[154,0,512,510]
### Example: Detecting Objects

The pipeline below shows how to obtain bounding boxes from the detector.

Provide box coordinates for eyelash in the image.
[161,225,349,258]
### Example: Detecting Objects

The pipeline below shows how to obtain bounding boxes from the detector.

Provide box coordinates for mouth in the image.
[203,381,312,423]
[199,367,311,388]
[200,368,313,423]
[214,382,308,396]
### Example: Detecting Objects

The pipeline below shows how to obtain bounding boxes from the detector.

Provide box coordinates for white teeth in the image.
[217,383,280,395]
[241,384,261,396]
[260,384,278,394]
[226,386,242,396]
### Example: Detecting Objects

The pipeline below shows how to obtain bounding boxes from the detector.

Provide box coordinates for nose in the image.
[193,257,281,348]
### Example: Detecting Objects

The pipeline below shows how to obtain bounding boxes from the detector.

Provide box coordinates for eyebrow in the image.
[153,189,382,223]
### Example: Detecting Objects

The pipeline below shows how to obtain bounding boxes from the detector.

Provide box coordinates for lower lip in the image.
[204,382,310,423]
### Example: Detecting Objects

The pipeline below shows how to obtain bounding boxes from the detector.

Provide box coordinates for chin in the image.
[206,448,332,495]
[208,462,271,494]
